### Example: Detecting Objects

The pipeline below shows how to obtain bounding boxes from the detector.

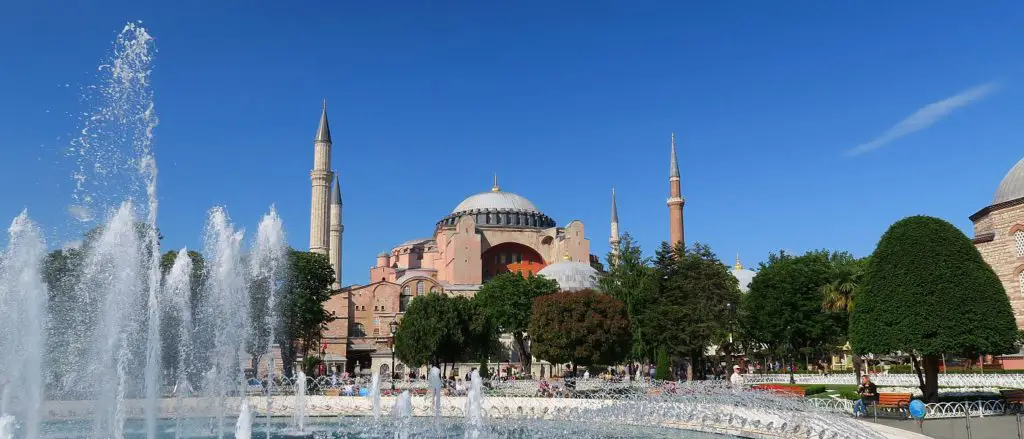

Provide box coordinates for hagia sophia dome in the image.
[537,257,600,292]
[729,255,757,293]
[436,178,557,229]
[993,157,1024,205]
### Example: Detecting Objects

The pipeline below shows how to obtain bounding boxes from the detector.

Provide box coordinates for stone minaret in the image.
[309,100,333,255]
[609,187,621,264]
[667,132,685,247]
[329,175,343,289]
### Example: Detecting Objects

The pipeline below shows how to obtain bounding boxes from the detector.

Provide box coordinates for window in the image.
[1020,271,1024,297]
[403,286,410,296]
[417,281,424,295]
[373,328,380,336]
[400,286,414,312]
[1016,230,1024,257]
[351,323,366,337]
[430,286,437,294]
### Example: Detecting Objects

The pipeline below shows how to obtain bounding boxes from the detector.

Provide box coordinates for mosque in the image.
[302,102,696,375]
[971,156,1024,328]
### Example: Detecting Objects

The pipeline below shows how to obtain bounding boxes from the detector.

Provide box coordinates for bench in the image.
[868,393,912,419]
[751,384,805,397]
[1001,389,1024,412]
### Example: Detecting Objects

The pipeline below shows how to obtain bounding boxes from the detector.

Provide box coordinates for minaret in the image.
[609,187,621,264]
[667,132,685,247]
[330,175,343,289]
[309,100,333,255]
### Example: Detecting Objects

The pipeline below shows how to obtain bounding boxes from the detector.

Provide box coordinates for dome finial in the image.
[734,253,742,270]
[492,173,500,192]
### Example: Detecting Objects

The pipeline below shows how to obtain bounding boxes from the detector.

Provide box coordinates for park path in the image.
[874,416,1021,439]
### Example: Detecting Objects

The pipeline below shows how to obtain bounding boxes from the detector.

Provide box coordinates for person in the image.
[583,370,590,380]
[729,365,745,387]
[853,375,878,417]
[562,365,576,392]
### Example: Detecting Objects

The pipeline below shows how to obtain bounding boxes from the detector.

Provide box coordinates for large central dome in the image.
[994,157,1024,205]
[436,180,555,229]
[452,191,539,214]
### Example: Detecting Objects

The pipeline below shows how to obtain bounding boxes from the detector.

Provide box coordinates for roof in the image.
[538,261,600,292]
[315,99,331,143]
[994,156,1024,204]
[396,238,434,247]
[669,132,680,178]
[452,190,539,214]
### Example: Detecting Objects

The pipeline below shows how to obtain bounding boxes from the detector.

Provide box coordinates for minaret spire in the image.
[492,173,500,192]
[309,100,334,255]
[667,132,685,248]
[329,173,343,289]
[610,187,621,265]
[315,98,332,143]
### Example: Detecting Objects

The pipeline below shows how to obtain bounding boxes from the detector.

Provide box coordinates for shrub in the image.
[655,348,672,380]
[804,385,827,396]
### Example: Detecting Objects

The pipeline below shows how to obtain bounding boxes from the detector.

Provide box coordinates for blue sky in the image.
[1,1,1022,284]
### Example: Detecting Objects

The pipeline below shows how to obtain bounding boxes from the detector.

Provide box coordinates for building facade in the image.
[971,156,1024,328]
[306,103,693,376]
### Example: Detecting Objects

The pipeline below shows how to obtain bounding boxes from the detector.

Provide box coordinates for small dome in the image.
[729,255,756,293]
[994,157,1024,205]
[452,191,539,214]
[538,260,599,292]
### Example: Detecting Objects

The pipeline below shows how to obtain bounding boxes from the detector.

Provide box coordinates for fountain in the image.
[392,390,412,439]
[464,370,484,438]
[234,400,251,439]
[369,371,382,420]
[292,371,307,433]
[0,20,930,439]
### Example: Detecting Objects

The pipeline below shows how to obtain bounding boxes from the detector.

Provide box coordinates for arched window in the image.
[1015,230,1024,257]
[430,286,438,294]
[1019,270,1024,297]
[351,323,366,337]
[400,286,414,312]
[417,281,424,295]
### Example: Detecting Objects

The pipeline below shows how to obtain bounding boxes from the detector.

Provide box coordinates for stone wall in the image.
[973,202,1024,327]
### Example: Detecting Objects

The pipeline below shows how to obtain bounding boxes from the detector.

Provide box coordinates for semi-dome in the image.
[537,260,599,292]
[994,157,1024,205]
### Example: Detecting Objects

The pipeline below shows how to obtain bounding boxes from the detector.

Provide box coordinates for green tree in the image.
[393,293,478,368]
[475,272,559,372]
[850,216,1016,402]
[529,290,631,369]
[741,250,846,375]
[654,348,671,380]
[819,254,867,382]
[278,250,336,377]
[599,233,657,362]
[644,242,740,380]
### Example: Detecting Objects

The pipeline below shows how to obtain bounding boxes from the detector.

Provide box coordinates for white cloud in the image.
[845,81,999,157]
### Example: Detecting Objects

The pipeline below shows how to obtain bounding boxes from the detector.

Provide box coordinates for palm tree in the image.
[821,258,866,383]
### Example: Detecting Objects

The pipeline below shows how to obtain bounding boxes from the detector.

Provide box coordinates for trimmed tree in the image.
[475,272,559,372]
[277,250,336,377]
[850,216,1016,402]
[528,290,631,369]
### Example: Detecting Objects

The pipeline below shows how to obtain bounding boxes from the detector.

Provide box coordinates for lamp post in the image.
[389,320,399,390]
[725,302,735,372]
[523,334,531,377]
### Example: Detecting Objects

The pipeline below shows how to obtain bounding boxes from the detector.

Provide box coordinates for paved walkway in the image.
[872,415,1021,439]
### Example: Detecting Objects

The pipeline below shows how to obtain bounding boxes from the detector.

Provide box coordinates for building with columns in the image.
[971,156,1024,328]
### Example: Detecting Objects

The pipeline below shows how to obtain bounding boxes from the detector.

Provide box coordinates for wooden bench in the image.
[1001,389,1024,412]
[751,384,805,397]
[869,393,912,419]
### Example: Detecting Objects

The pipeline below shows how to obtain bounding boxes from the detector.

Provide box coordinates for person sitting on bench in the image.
[853,375,878,417]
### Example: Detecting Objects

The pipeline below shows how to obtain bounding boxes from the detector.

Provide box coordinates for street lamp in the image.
[389,320,399,390]
[523,334,531,377]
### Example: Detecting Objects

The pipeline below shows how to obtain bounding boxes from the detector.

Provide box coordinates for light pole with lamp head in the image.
[389,320,399,390]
